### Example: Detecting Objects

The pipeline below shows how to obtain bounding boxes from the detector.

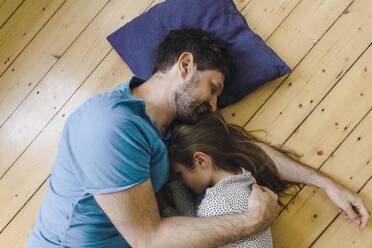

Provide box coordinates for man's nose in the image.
[209,95,218,112]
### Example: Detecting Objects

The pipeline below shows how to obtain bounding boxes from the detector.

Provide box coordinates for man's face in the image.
[174,69,224,123]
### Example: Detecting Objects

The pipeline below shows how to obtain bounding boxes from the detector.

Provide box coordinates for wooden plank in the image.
[312,178,372,247]
[279,45,372,170]
[236,0,371,145]
[233,0,251,12]
[240,0,301,41]
[0,0,152,177]
[222,0,354,126]
[0,0,23,27]
[0,0,65,76]
[0,180,48,248]
[0,0,108,127]
[271,45,372,247]
[0,0,154,231]
[274,186,338,248]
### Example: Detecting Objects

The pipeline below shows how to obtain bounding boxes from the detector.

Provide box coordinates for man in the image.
[26,28,369,247]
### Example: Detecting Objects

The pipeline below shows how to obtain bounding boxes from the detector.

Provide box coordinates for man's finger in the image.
[258,185,278,197]
[252,184,259,190]
[253,184,266,192]
[251,184,279,203]
[338,208,345,215]
[344,206,360,223]
[353,201,370,230]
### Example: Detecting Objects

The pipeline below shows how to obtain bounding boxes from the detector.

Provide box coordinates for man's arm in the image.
[94,179,279,248]
[253,141,370,231]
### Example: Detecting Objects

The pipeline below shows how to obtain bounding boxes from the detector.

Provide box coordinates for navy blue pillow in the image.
[107,0,290,108]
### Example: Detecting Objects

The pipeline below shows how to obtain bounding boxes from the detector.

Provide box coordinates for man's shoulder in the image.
[76,84,142,118]
[67,82,147,129]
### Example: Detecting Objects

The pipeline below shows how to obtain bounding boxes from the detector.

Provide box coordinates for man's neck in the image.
[131,73,176,137]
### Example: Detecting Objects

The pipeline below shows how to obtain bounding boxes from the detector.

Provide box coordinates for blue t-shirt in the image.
[26,76,171,247]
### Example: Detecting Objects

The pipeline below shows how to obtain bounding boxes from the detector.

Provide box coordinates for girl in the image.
[159,111,301,247]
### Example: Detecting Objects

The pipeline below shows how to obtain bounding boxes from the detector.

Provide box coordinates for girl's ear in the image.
[193,152,211,169]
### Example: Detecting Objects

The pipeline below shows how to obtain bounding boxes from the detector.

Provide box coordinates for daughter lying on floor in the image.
[158,111,300,248]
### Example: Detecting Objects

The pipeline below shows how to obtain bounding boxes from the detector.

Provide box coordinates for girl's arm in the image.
[252,141,370,231]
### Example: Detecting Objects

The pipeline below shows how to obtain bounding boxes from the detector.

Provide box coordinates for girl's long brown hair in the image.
[168,111,301,197]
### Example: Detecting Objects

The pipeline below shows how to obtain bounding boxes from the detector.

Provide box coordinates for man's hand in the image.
[246,184,280,234]
[252,141,370,231]
[325,181,370,231]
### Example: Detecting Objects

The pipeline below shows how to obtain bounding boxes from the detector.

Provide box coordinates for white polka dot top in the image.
[159,168,273,248]
[197,168,273,248]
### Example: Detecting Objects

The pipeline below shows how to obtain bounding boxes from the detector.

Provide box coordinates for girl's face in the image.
[172,161,212,194]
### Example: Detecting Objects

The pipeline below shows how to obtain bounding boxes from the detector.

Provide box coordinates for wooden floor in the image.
[0,0,371,247]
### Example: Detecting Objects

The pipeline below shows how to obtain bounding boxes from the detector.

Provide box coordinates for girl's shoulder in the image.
[197,170,256,216]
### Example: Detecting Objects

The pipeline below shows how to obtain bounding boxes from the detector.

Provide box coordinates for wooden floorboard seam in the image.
[0,46,114,182]
[237,0,252,13]
[0,0,110,129]
[281,42,372,148]
[0,175,50,234]
[242,0,356,128]
[0,0,67,79]
[263,0,304,42]
[0,0,25,29]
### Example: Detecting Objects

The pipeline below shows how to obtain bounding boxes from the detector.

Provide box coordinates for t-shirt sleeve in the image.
[66,116,152,195]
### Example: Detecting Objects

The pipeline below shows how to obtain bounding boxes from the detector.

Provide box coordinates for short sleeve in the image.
[66,116,153,195]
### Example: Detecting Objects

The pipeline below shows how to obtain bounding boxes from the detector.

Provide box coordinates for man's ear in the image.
[178,52,194,79]
[193,152,210,169]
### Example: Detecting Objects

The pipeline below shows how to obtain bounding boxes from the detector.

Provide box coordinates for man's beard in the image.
[174,72,210,124]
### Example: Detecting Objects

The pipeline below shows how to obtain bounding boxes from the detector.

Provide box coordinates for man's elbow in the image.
[124,223,161,248]
[128,234,153,248]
